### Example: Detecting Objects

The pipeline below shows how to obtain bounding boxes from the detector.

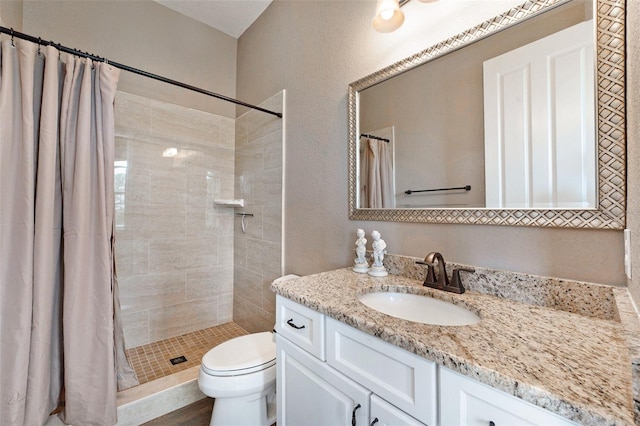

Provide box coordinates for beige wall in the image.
[237,0,627,287]
[4,0,237,117]
[0,0,22,30]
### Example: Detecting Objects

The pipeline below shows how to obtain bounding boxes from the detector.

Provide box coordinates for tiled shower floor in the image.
[125,322,249,385]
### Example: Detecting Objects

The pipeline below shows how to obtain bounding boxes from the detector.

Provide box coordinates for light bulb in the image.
[380,9,394,20]
[372,0,404,33]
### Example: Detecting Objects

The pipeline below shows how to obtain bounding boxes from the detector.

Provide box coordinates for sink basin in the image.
[358,292,480,326]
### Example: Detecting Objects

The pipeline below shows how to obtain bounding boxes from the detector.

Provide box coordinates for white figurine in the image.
[368,230,388,277]
[353,228,369,273]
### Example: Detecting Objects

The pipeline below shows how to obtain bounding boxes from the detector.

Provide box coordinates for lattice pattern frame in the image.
[348,0,626,229]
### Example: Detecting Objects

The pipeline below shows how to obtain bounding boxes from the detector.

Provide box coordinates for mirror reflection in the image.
[358,0,594,210]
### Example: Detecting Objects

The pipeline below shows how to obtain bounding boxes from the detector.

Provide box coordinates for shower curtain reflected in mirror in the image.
[0,39,137,426]
[360,137,395,208]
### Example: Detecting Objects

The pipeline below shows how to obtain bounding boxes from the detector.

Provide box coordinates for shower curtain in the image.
[0,39,137,426]
[360,137,394,208]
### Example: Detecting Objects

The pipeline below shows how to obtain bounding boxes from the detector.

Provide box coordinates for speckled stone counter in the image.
[272,261,637,426]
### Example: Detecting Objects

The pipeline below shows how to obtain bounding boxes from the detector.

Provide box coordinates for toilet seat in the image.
[201,331,276,377]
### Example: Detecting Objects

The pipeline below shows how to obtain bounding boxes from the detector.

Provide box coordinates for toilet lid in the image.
[201,331,276,376]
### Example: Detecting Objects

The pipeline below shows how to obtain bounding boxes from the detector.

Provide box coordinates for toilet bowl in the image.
[198,331,276,426]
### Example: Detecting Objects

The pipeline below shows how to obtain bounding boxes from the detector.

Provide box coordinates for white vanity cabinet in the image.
[276,296,430,425]
[439,366,578,426]
[276,295,578,426]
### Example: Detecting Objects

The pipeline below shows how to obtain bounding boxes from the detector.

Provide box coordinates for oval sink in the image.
[358,292,480,326]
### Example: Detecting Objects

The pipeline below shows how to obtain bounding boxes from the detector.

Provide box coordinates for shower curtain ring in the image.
[37,37,41,55]
[10,28,15,47]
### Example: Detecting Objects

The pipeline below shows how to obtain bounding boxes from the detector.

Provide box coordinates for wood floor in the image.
[142,397,214,425]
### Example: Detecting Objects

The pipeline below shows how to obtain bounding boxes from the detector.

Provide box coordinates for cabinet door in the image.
[326,317,436,425]
[277,335,370,426]
[370,394,425,426]
[440,367,578,426]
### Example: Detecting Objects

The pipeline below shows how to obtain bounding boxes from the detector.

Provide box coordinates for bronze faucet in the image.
[416,252,475,294]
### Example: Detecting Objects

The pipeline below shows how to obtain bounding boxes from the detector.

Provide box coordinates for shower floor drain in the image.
[170,355,187,365]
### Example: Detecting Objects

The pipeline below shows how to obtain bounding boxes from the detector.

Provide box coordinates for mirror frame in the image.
[348,0,626,229]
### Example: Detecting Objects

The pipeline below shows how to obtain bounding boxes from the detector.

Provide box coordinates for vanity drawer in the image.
[275,295,325,360]
[326,317,437,426]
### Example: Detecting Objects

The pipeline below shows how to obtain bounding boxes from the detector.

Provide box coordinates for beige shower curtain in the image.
[0,39,137,426]
[360,137,394,208]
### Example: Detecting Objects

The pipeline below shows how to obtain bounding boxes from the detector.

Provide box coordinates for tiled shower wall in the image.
[114,92,236,348]
[233,91,285,333]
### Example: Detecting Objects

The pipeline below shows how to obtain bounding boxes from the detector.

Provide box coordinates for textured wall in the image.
[115,92,236,348]
[236,0,626,286]
[18,0,237,117]
[0,0,23,30]
[233,92,285,333]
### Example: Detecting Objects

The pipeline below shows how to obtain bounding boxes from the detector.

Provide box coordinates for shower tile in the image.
[233,235,247,270]
[151,106,221,146]
[246,107,281,142]
[220,117,236,149]
[123,169,151,205]
[245,238,282,278]
[128,205,187,241]
[218,294,234,323]
[262,277,277,315]
[186,266,233,298]
[235,174,256,204]
[236,142,265,177]
[148,238,219,272]
[186,206,233,238]
[235,114,249,149]
[262,205,282,244]
[233,298,274,334]
[234,267,264,308]
[115,92,153,136]
[119,272,187,311]
[148,298,221,342]
[115,240,149,277]
[185,167,218,208]
[217,235,234,267]
[187,145,235,172]
[254,167,283,206]
[149,170,187,205]
[121,310,150,350]
[263,130,283,171]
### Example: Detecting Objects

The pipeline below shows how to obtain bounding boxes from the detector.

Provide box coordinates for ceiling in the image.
[154,0,273,39]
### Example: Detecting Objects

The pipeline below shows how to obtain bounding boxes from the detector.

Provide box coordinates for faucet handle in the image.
[415,260,438,287]
[449,267,475,294]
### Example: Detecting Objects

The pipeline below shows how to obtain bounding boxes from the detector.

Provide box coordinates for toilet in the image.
[198,331,277,426]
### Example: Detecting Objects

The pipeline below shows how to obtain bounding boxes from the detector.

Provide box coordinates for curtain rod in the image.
[360,133,390,143]
[0,26,283,118]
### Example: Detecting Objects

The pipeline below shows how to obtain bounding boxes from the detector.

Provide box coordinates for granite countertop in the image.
[271,267,636,426]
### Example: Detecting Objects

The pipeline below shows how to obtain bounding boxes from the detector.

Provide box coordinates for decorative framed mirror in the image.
[348,0,625,228]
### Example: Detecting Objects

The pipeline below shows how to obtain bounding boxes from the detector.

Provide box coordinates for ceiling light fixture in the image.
[372,0,405,33]
[373,0,437,33]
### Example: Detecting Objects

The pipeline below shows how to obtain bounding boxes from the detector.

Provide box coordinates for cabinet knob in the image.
[351,403,361,426]
[370,418,379,426]
[489,422,496,426]
[286,318,305,329]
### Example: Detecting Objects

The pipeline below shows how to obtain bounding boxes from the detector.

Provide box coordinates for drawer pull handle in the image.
[351,403,361,426]
[287,318,305,329]
[370,418,379,426]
